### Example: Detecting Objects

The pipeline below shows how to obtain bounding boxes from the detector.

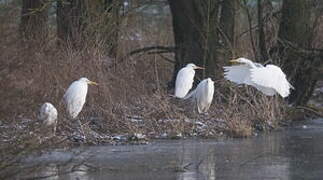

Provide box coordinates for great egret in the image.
[63,77,98,119]
[38,102,58,133]
[175,63,204,98]
[185,78,215,113]
[223,57,294,98]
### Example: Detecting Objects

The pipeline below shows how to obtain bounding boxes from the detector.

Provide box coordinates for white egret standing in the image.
[63,77,97,139]
[185,78,215,113]
[223,57,294,98]
[63,77,98,119]
[38,102,58,134]
[175,63,204,98]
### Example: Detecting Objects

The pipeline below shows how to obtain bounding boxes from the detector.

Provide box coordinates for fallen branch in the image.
[128,46,175,56]
[110,46,175,69]
[277,38,323,56]
[296,106,323,118]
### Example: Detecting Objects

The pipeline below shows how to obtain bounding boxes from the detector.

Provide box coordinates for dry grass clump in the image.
[216,81,287,137]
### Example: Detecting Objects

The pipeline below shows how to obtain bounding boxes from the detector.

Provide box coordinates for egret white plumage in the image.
[223,57,294,98]
[63,77,98,119]
[185,78,215,113]
[38,102,58,133]
[175,63,204,98]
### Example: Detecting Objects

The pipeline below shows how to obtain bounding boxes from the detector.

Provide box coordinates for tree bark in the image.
[20,0,49,41]
[219,0,237,64]
[168,0,220,87]
[57,0,87,47]
[276,0,318,105]
[219,0,236,46]
[257,0,269,61]
[103,0,122,57]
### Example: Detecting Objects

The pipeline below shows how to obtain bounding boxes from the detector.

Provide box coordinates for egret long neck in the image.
[245,61,257,68]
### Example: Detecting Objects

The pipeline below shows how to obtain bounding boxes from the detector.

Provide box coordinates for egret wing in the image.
[183,88,196,100]
[39,103,57,126]
[250,65,292,98]
[195,79,214,113]
[175,67,195,98]
[223,65,253,85]
[63,81,87,118]
[251,84,276,96]
[254,63,264,68]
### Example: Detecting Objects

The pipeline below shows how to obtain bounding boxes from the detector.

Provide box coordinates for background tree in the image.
[274,0,321,105]
[257,0,269,61]
[168,0,220,86]
[101,0,122,57]
[218,0,237,65]
[57,0,87,47]
[57,0,121,55]
[20,0,49,41]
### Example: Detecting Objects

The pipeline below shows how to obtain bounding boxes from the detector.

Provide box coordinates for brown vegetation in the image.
[0,1,294,142]
[1,1,318,178]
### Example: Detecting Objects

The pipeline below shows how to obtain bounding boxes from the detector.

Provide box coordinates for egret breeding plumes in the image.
[38,102,58,132]
[223,57,294,98]
[63,77,98,119]
[185,78,215,113]
[175,63,204,98]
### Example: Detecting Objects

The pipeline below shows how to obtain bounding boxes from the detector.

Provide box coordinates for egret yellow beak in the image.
[88,81,98,86]
[194,66,205,70]
[229,59,239,64]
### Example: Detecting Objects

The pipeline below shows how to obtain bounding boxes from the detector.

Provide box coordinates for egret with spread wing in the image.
[223,57,294,98]
[175,63,204,98]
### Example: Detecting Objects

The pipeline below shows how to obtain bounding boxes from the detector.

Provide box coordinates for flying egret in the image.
[175,63,204,98]
[63,77,98,119]
[38,102,58,133]
[185,78,215,113]
[223,57,294,98]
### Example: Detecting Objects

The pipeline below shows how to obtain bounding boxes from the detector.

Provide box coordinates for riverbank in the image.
[2,77,322,179]
[13,118,323,180]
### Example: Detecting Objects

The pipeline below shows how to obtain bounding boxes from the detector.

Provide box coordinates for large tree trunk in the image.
[103,0,122,57]
[168,0,220,87]
[218,0,237,64]
[20,0,49,41]
[276,0,319,105]
[57,0,87,47]
[257,0,269,61]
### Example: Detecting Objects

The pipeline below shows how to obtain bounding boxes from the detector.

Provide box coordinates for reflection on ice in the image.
[25,119,323,180]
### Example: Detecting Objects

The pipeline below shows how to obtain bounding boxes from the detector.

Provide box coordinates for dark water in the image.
[29,119,323,180]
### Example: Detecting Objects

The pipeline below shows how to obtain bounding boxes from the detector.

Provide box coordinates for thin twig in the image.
[296,106,323,118]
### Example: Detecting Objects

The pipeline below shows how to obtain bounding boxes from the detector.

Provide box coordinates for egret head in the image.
[206,78,214,85]
[186,63,204,70]
[79,77,98,86]
[43,102,51,111]
[206,78,214,83]
[229,57,252,64]
[229,57,256,68]
[39,103,50,118]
